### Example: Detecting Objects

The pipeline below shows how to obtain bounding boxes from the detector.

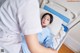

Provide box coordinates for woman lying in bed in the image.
[22,13,55,53]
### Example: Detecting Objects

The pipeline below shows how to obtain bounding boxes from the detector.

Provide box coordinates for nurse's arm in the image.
[24,34,58,53]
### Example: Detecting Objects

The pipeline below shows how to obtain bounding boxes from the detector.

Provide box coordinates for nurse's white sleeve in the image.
[18,0,42,35]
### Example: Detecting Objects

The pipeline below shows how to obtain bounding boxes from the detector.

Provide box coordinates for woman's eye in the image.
[47,19,50,21]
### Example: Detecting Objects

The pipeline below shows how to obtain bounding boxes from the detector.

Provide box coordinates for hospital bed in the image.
[0,0,79,53]
[39,0,80,51]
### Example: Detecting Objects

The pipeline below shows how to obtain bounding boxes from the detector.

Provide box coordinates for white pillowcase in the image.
[40,8,63,35]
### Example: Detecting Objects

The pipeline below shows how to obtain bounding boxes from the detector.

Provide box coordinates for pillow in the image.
[40,8,63,35]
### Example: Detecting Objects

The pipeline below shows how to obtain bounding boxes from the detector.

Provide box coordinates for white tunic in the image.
[0,0,42,53]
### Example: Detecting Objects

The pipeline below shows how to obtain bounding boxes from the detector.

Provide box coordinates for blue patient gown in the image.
[22,27,54,53]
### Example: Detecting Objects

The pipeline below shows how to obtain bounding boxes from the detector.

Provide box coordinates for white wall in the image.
[69,22,80,42]
[64,22,80,52]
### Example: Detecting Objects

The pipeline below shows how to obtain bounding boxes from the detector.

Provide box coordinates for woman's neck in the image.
[42,26,46,28]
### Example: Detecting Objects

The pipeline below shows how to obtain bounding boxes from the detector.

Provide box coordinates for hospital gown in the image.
[22,27,54,53]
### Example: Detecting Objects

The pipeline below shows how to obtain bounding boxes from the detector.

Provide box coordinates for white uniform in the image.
[0,0,42,53]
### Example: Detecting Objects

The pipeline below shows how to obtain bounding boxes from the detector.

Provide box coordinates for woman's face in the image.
[41,15,50,27]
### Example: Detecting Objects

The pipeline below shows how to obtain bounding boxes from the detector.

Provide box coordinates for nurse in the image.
[0,0,58,53]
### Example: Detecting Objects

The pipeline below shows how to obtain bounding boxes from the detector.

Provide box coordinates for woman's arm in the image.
[24,34,58,53]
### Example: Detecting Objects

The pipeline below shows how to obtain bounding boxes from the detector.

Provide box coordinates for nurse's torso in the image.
[0,0,21,44]
[0,0,23,53]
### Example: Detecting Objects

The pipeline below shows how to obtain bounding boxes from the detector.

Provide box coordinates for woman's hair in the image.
[41,13,53,24]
